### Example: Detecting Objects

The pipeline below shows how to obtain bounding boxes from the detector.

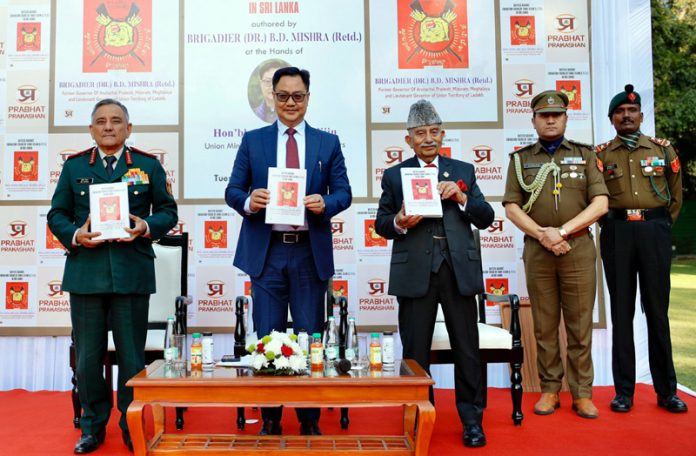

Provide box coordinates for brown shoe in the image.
[534,393,560,415]
[572,398,599,419]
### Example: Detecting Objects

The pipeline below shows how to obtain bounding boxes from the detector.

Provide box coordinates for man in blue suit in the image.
[376,100,494,448]
[225,67,352,436]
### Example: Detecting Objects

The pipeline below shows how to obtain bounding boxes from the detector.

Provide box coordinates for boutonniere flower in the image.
[456,179,468,192]
[247,330,307,375]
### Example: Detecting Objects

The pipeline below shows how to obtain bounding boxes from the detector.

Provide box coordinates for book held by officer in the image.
[401,167,443,217]
[265,167,307,226]
[89,182,130,240]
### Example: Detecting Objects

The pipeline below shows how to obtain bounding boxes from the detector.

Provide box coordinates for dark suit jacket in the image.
[225,122,352,281]
[375,156,494,298]
[47,146,178,294]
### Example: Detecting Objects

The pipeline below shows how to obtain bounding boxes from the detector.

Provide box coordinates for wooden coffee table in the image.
[126,359,435,455]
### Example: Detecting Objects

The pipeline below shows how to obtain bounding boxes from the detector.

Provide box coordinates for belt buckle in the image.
[626,209,645,221]
[282,232,298,243]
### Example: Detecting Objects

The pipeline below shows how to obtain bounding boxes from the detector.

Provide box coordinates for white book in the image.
[89,182,130,240]
[265,167,307,226]
[401,167,443,218]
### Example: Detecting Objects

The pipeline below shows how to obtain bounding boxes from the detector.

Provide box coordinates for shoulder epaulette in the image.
[65,147,94,161]
[509,143,533,156]
[594,140,612,153]
[568,139,594,150]
[128,146,157,159]
[649,137,671,147]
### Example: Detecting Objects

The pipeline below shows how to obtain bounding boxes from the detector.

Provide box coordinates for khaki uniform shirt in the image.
[595,135,682,222]
[503,139,608,226]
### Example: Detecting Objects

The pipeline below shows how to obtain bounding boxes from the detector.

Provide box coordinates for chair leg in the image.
[236,407,245,430]
[340,407,349,429]
[480,362,488,408]
[510,361,523,425]
[176,407,185,430]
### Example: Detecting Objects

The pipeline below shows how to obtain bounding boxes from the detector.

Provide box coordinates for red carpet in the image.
[1,385,694,455]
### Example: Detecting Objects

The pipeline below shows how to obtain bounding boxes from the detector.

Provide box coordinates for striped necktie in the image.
[618,131,641,150]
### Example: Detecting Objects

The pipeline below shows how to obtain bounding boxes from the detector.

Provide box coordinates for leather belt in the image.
[271,231,309,244]
[566,227,590,239]
[606,207,668,221]
[433,235,447,240]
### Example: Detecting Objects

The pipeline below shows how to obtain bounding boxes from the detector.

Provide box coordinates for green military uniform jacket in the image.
[47,146,178,295]
[595,135,682,222]
[502,138,608,226]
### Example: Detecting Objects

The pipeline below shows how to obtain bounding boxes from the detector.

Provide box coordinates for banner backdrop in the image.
[0,0,601,334]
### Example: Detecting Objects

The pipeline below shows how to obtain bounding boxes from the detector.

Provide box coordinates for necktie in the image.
[105,155,117,177]
[425,163,436,168]
[286,128,299,169]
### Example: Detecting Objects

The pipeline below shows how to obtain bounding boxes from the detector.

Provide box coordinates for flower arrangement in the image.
[247,330,308,375]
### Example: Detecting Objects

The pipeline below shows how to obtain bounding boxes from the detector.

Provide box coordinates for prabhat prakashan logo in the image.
[8,220,28,238]
[17,22,41,51]
[47,280,64,298]
[367,279,386,296]
[472,145,493,164]
[13,151,39,181]
[514,79,535,98]
[204,220,227,249]
[510,15,536,46]
[487,218,506,234]
[556,80,582,110]
[83,0,153,73]
[397,0,469,69]
[168,220,186,236]
[480,217,514,249]
[206,280,226,297]
[147,148,167,166]
[331,218,346,236]
[17,85,38,104]
[6,282,29,310]
[383,146,405,165]
[555,14,577,32]
[56,149,79,167]
[548,12,587,49]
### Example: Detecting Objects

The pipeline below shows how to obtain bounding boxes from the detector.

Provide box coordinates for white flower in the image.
[274,356,290,370]
[251,354,268,370]
[289,355,307,372]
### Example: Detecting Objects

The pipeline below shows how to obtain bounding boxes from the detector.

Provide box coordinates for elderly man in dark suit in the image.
[48,99,178,453]
[376,100,494,448]
[225,67,352,436]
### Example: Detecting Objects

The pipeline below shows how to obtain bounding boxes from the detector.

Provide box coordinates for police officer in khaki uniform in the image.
[503,90,608,419]
[597,84,688,414]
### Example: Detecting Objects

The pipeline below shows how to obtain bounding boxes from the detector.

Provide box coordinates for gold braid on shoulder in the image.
[514,153,560,213]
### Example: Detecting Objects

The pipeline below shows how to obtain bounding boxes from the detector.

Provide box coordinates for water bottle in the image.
[345,316,358,362]
[164,317,176,365]
[297,329,309,358]
[324,316,339,361]
[382,331,395,367]
[202,332,214,371]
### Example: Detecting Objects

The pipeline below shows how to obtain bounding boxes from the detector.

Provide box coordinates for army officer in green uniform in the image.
[597,85,688,414]
[503,90,608,419]
[48,99,178,454]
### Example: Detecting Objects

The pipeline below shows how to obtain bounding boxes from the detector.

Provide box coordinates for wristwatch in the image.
[558,226,569,240]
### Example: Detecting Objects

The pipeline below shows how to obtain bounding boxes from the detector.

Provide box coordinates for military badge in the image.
[5,282,29,310]
[17,22,41,52]
[671,156,681,173]
[13,151,39,182]
[510,16,536,46]
[204,221,227,249]
[556,80,582,110]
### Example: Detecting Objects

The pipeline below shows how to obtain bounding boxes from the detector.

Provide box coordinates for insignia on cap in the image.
[547,96,555,104]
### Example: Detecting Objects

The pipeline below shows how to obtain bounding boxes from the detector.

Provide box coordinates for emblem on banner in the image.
[514,79,535,98]
[510,16,535,46]
[384,146,404,165]
[367,279,386,296]
[17,22,41,51]
[556,14,576,33]
[331,218,346,236]
[333,280,349,298]
[487,218,505,234]
[397,0,469,69]
[46,225,65,250]
[472,145,493,164]
[47,280,64,298]
[207,280,225,297]
[439,146,452,158]
[204,221,227,249]
[14,151,39,181]
[6,282,29,310]
[557,80,582,110]
[83,0,153,72]
[364,220,387,247]
[8,221,28,238]
[485,278,508,297]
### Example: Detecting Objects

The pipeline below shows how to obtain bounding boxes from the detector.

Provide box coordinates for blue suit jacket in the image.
[375,155,494,298]
[225,122,352,280]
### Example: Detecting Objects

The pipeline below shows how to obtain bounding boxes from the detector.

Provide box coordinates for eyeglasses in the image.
[274,92,309,103]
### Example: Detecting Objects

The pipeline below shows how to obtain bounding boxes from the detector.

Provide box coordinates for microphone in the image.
[333,358,352,375]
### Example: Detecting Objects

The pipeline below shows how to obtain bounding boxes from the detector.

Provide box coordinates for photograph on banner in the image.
[53,0,179,126]
[458,129,507,197]
[37,208,68,266]
[355,262,397,328]
[331,205,356,266]
[354,204,392,263]
[547,63,591,127]
[167,203,195,269]
[0,266,38,327]
[501,64,546,128]
[192,264,236,328]
[332,265,357,317]
[544,0,590,63]
[0,205,37,265]
[193,205,237,265]
[5,3,51,70]
[46,133,92,198]
[481,263,518,325]
[36,266,71,328]
[129,132,179,199]
[370,0,498,123]
[5,69,49,133]
[183,0,367,199]
[2,134,48,200]
[499,0,545,63]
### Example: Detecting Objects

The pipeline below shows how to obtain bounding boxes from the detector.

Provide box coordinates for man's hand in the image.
[75,216,104,248]
[119,214,148,243]
[437,181,467,205]
[249,188,270,212]
[304,194,325,215]
[538,226,565,250]
[395,202,423,230]
[550,240,572,256]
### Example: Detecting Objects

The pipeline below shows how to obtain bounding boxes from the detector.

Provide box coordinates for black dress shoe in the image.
[259,419,282,436]
[299,419,322,436]
[463,424,486,448]
[74,429,106,454]
[122,429,134,452]
[610,395,633,412]
[657,394,689,413]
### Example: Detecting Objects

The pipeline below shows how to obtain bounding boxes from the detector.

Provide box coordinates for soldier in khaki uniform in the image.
[503,91,608,419]
[597,85,688,414]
